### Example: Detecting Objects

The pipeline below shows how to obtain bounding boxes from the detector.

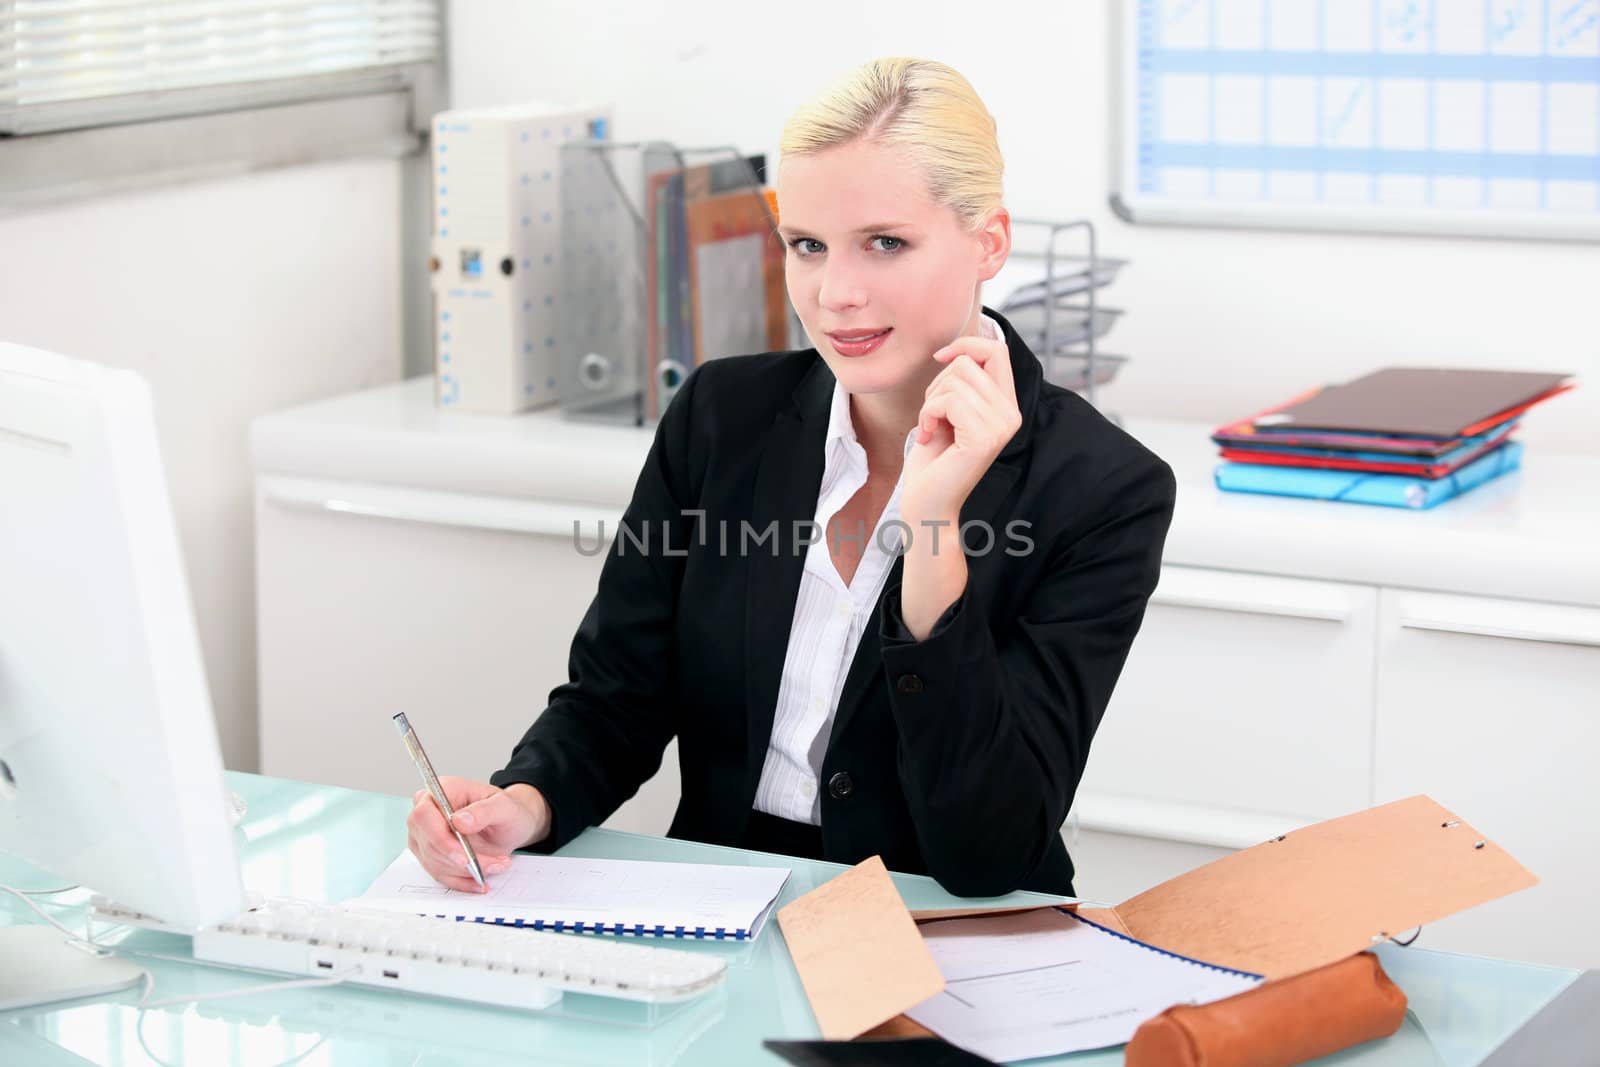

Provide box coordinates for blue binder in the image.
[1215,441,1523,510]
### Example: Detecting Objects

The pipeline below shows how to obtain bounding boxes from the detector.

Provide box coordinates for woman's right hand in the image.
[405,777,552,893]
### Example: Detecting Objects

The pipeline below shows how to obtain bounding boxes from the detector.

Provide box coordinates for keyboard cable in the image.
[1,882,360,1009]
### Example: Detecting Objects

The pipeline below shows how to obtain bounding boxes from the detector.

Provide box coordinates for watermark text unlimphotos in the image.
[572,513,1034,558]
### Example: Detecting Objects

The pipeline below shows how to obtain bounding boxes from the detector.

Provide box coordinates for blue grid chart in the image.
[1125,0,1600,235]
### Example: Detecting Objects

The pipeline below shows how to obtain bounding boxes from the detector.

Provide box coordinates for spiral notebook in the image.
[904,907,1262,1061]
[355,850,792,942]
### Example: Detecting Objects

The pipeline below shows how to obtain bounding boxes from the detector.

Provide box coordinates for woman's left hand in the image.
[901,335,1022,525]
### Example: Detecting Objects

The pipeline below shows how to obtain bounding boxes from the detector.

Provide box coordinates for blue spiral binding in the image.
[423,911,752,941]
[1063,908,1264,981]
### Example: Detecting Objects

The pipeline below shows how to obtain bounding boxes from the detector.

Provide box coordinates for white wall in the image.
[0,159,405,770]
[450,0,1597,453]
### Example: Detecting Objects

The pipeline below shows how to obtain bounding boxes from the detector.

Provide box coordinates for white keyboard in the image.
[92,896,727,1011]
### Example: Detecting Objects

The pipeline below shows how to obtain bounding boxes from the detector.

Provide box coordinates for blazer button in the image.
[896,673,924,695]
[828,772,854,800]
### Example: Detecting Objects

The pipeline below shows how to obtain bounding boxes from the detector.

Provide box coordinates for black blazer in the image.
[491,308,1176,897]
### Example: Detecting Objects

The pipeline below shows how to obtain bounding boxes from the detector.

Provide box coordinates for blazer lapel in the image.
[827,307,1040,751]
[743,360,833,797]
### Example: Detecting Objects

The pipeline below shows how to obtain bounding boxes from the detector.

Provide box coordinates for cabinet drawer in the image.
[1078,566,1378,837]
[255,476,680,837]
[1374,589,1600,969]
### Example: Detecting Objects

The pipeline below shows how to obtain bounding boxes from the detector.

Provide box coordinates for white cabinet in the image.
[1373,590,1600,969]
[1079,567,1378,830]
[257,478,601,797]
[1074,577,1600,969]
[1059,424,1600,969]
[251,397,682,837]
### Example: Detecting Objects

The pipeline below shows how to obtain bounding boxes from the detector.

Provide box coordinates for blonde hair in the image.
[780,58,1003,231]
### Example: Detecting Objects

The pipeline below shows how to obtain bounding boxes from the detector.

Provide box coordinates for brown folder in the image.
[777,856,945,1040]
[1258,368,1572,439]
[779,796,1536,1041]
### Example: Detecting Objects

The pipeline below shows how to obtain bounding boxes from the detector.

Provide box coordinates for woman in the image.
[406,58,1176,898]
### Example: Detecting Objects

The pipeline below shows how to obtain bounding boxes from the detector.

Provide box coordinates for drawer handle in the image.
[262,479,620,540]
[1150,589,1354,623]
[1071,793,1312,851]
[1150,568,1362,623]
[1397,614,1600,649]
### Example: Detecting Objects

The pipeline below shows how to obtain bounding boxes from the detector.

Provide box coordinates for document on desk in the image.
[904,909,1261,1062]
[354,851,791,941]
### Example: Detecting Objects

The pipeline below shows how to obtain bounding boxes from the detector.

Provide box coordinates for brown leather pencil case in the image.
[1124,951,1408,1067]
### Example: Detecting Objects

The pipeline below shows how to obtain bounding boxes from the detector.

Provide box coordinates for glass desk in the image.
[0,773,1580,1066]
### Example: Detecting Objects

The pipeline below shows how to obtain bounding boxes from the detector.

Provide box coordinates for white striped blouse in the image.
[752,312,1004,824]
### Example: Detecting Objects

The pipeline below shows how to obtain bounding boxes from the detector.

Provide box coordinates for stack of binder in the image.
[1211,368,1575,509]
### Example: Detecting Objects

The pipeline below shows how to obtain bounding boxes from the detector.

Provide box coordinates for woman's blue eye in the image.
[787,236,903,255]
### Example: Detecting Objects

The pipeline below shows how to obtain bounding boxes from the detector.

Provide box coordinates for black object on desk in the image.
[763,1037,999,1066]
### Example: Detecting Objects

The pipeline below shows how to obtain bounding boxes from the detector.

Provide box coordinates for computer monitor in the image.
[0,342,245,1002]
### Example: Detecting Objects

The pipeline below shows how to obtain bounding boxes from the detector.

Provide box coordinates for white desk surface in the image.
[253,377,1600,609]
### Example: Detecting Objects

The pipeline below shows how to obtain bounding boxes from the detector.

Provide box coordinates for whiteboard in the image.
[1113,0,1600,240]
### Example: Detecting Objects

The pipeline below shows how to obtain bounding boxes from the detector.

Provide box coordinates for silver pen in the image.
[393,712,486,890]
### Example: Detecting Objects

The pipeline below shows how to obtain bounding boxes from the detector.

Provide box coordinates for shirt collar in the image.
[824,310,1004,452]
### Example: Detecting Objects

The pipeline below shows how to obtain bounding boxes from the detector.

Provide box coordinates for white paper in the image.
[353,850,791,941]
[905,909,1262,1063]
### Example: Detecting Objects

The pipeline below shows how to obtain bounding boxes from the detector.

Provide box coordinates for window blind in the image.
[1,0,441,135]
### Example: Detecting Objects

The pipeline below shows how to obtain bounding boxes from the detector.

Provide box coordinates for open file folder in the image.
[777,796,1535,1056]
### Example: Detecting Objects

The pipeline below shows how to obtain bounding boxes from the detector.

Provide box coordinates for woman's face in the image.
[776,139,1007,397]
